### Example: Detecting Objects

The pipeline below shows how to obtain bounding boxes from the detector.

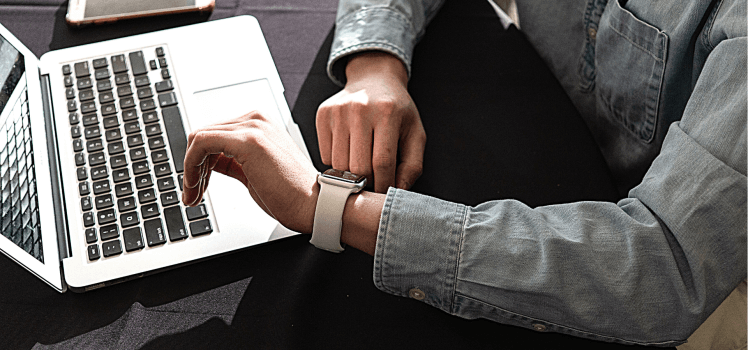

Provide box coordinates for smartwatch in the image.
[310,169,367,252]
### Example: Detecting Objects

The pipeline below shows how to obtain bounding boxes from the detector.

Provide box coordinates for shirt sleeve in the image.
[327,0,446,86]
[374,37,747,347]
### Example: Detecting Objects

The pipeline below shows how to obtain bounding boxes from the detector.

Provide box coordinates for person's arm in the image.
[316,0,445,192]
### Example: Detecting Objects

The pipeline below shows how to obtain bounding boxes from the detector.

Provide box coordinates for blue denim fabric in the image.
[331,0,747,346]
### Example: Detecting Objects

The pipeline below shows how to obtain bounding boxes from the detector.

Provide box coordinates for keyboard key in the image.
[120,97,136,110]
[76,167,87,181]
[111,54,128,73]
[83,211,95,227]
[158,57,168,68]
[73,61,90,78]
[86,139,104,152]
[137,86,153,99]
[161,106,187,173]
[115,182,134,197]
[129,147,147,161]
[124,121,141,135]
[155,47,165,57]
[123,227,144,252]
[92,179,111,195]
[75,152,86,167]
[101,103,118,116]
[117,196,137,212]
[79,89,95,101]
[112,168,130,183]
[151,149,169,163]
[92,57,108,69]
[144,218,166,246]
[97,209,116,225]
[81,101,96,114]
[102,240,122,257]
[145,124,162,137]
[81,196,93,211]
[99,91,115,104]
[90,165,108,180]
[106,128,122,142]
[79,181,91,196]
[82,114,99,127]
[85,228,97,244]
[142,111,159,124]
[116,85,133,97]
[66,88,76,99]
[120,211,140,228]
[62,64,71,75]
[139,99,156,111]
[73,138,84,152]
[132,161,150,175]
[100,224,119,240]
[84,126,101,139]
[190,219,212,236]
[66,100,76,112]
[103,116,120,129]
[158,92,178,108]
[148,136,165,150]
[94,68,110,81]
[64,75,73,87]
[155,79,174,93]
[135,174,153,189]
[87,244,100,260]
[71,126,82,139]
[108,141,125,155]
[114,73,129,85]
[157,176,175,192]
[97,79,112,91]
[110,154,127,169]
[154,163,171,177]
[127,134,144,147]
[141,202,160,219]
[164,206,187,241]
[88,152,105,166]
[77,77,93,90]
[134,75,150,87]
[161,69,171,79]
[138,188,156,204]
[122,109,138,122]
[129,51,148,76]
[149,60,158,70]
[160,191,179,207]
[95,194,114,210]
[185,204,208,221]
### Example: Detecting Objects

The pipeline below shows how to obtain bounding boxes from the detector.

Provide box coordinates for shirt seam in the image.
[703,0,725,51]
[450,204,468,315]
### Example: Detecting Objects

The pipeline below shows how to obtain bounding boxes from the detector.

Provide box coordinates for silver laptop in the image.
[0,16,309,292]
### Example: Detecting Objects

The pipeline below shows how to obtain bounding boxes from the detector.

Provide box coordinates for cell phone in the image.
[66,0,215,26]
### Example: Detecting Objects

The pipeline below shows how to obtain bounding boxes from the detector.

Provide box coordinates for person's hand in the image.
[316,51,426,193]
[182,111,319,234]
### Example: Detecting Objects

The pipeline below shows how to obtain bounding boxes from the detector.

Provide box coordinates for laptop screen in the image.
[0,35,44,264]
[0,35,25,117]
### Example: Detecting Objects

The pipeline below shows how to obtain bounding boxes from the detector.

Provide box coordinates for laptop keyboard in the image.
[63,46,213,261]
[0,85,43,262]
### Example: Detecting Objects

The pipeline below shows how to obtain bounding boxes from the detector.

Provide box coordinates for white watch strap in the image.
[310,182,355,252]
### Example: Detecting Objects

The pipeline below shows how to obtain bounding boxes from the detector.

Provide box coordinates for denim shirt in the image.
[328,0,746,347]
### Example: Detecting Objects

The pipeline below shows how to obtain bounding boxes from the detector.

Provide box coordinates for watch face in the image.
[322,169,366,183]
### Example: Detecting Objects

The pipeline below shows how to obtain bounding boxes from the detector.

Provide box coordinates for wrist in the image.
[345,51,408,87]
[340,190,386,256]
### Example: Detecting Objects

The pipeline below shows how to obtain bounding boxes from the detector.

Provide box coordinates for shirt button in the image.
[532,323,547,332]
[588,27,597,40]
[408,288,426,300]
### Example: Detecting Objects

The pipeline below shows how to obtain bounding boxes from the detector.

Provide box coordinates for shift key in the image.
[164,206,188,241]
[161,106,187,173]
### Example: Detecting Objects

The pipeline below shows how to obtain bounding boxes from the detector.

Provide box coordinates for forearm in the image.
[340,191,386,256]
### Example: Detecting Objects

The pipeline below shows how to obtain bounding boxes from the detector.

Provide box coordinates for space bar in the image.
[161,106,187,173]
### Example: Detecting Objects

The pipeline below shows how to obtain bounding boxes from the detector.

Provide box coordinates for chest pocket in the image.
[586,0,669,143]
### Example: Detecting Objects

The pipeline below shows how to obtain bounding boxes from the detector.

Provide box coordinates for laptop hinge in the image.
[40,73,72,260]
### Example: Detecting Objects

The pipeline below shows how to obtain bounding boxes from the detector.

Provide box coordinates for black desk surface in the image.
[0,1,670,349]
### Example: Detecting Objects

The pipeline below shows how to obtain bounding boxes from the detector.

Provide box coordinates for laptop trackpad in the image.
[187,79,286,240]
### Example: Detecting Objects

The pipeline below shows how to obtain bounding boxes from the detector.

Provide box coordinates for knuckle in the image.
[372,155,395,172]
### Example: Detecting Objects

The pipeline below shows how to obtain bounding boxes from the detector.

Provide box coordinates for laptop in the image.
[0,15,310,292]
